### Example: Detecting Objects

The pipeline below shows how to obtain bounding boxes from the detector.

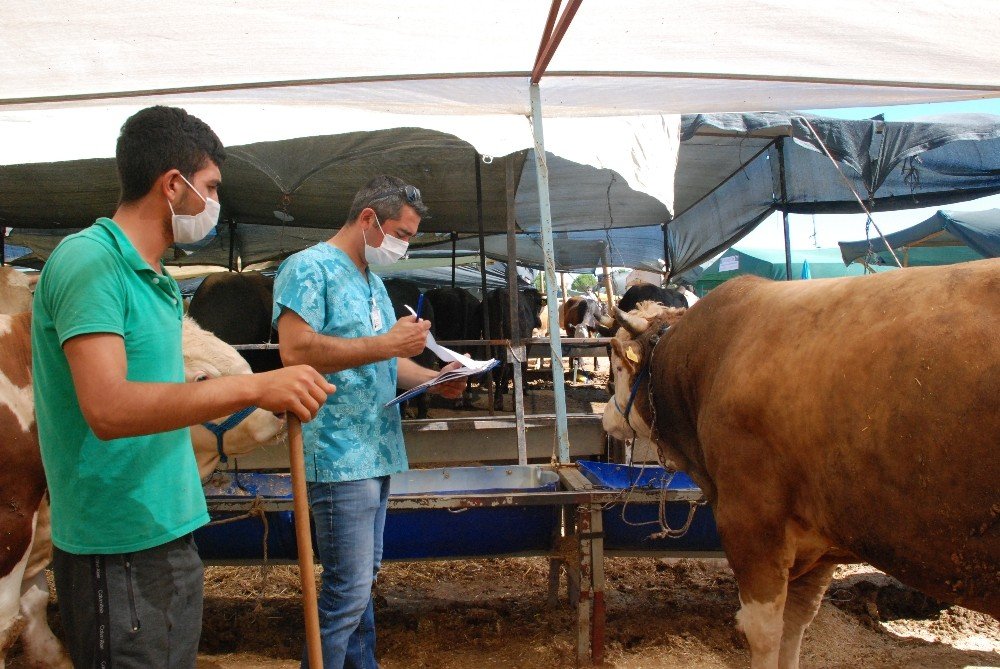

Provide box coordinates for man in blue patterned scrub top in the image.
[274,175,465,669]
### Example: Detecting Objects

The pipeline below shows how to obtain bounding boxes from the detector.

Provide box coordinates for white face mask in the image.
[168,174,220,244]
[363,213,409,265]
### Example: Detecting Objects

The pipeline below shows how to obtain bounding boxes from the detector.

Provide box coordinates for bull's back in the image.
[655,261,1000,612]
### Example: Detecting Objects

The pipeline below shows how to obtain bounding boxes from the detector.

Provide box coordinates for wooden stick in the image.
[601,249,615,311]
[288,415,323,668]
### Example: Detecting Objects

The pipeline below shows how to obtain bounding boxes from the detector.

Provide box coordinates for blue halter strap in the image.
[201,406,258,464]
[615,366,649,425]
[612,322,671,430]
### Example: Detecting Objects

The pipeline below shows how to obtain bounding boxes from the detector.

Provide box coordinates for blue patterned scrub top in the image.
[272,243,406,482]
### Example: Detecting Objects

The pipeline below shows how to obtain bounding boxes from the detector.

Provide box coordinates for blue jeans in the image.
[303,477,389,669]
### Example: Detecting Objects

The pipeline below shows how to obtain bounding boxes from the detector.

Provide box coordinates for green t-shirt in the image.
[32,218,209,554]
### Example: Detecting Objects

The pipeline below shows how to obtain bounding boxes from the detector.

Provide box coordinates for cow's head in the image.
[602,301,686,447]
[521,287,544,330]
[183,317,285,479]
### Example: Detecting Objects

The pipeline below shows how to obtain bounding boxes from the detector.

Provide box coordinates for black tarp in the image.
[0,126,667,269]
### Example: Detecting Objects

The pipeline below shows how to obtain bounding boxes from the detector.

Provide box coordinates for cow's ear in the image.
[611,338,642,375]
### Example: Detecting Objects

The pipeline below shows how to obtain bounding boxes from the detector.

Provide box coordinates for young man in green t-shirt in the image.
[32,106,334,668]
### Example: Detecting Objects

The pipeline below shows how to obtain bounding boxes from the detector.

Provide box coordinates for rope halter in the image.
[201,406,258,464]
[611,321,671,436]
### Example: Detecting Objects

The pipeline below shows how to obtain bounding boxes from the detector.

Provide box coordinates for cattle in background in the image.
[603,260,1000,669]
[478,286,544,409]
[0,266,34,314]
[425,286,480,349]
[674,280,700,307]
[560,295,608,378]
[425,287,481,408]
[0,311,285,666]
[535,301,551,337]
[383,278,438,419]
[559,295,606,338]
[617,281,687,312]
[597,281,688,337]
[188,270,276,345]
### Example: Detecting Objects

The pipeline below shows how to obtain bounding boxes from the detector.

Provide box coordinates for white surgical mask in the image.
[363,213,408,265]
[168,174,220,244]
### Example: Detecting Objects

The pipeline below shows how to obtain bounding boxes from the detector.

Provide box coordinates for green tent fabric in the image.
[696,247,894,294]
[838,209,997,267]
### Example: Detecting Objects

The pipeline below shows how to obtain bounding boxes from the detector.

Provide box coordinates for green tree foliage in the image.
[571,273,598,292]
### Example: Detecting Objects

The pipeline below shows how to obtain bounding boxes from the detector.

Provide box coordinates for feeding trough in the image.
[577,460,722,554]
[197,465,561,563]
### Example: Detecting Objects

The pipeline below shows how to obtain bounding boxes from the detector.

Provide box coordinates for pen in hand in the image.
[415,294,425,320]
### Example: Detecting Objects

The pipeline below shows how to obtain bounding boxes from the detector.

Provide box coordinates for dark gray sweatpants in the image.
[52,534,203,669]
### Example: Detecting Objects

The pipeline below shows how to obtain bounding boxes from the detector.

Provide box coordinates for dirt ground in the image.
[199,560,1000,669]
[13,559,998,669]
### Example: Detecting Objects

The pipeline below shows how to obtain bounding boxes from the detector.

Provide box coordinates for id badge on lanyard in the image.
[370,296,383,332]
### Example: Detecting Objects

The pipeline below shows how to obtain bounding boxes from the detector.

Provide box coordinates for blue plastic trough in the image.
[195,472,299,562]
[196,466,561,562]
[576,460,722,553]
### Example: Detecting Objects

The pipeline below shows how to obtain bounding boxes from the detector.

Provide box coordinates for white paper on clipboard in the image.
[404,304,484,369]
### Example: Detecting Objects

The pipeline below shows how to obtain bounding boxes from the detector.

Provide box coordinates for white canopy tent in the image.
[3,1,999,115]
[3,0,1000,463]
[3,1,999,167]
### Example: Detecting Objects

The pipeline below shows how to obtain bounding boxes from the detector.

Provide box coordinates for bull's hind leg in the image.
[778,563,836,669]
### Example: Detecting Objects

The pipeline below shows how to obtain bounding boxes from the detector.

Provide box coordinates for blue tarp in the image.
[839,209,999,267]
[667,113,1000,276]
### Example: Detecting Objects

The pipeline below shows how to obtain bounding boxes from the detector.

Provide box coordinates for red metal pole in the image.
[531,0,583,83]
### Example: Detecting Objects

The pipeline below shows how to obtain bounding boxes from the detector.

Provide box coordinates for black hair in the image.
[115,106,226,204]
[346,174,429,225]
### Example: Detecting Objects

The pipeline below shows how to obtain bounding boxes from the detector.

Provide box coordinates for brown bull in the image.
[603,259,1000,669]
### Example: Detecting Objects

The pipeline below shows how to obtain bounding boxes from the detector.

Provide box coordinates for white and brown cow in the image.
[0,267,34,315]
[0,309,284,668]
[603,259,1000,669]
[182,317,286,477]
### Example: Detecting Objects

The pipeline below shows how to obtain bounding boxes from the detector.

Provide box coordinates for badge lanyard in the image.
[367,273,383,332]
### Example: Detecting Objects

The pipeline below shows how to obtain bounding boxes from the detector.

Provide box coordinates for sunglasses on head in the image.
[372,184,422,205]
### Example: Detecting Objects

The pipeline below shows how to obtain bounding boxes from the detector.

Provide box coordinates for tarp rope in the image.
[797,116,903,269]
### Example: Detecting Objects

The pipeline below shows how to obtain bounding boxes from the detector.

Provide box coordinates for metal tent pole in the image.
[777,138,793,281]
[475,154,495,415]
[505,158,528,464]
[782,213,792,280]
[561,270,577,382]
[662,222,670,281]
[529,83,570,464]
[228,219,238,272]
